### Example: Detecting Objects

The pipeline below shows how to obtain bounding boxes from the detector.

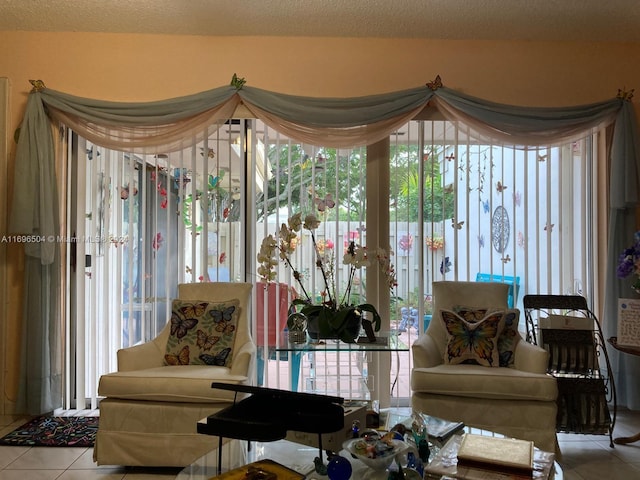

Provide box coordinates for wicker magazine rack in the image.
[524,294,617,447]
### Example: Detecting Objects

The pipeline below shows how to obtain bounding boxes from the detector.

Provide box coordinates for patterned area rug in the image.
[0,416,98,447]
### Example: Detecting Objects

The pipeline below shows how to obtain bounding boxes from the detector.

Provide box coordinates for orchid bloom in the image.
[303,214,321,231]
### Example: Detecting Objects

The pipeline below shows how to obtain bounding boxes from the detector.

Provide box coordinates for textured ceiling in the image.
[0,0,639,42]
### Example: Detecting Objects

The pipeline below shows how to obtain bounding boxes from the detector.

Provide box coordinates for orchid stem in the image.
[311,231,334,307]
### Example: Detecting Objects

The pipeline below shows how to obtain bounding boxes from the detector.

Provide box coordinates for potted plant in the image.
[617,231,640,294]
[257,196,397,343]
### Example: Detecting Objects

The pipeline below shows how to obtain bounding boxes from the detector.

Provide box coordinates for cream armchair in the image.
[411,281,558,452]
[94,282,256,467]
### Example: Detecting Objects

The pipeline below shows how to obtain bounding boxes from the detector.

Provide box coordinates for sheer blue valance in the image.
[11,77,640,261]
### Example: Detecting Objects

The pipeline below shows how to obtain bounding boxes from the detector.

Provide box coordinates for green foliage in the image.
[256,141,453,224]
[256,145,366,222]
[390,144,455,222]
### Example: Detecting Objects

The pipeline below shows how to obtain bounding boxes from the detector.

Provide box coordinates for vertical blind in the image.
[64,117,597,408]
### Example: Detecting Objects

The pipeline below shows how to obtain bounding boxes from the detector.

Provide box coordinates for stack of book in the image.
[424,433,555,480]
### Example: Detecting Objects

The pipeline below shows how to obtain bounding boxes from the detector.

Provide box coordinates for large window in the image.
[63,117,598,408]
[387,120,597,402]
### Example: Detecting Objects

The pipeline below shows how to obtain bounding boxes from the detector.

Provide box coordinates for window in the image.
[64,116,598,408]
[388,119,598,403]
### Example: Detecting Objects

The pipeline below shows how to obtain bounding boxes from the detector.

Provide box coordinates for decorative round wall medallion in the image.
[491,206,510,253]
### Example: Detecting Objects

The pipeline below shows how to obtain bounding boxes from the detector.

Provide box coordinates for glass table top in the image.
[179,410,563,480]
[274,331,410,353]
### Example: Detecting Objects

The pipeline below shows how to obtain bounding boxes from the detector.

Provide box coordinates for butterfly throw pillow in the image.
[441,309,505,367]
[164,298,240,367]
[453,306,521,368]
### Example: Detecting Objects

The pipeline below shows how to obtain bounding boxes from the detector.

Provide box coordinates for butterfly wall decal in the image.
[199,347,231,366]
[165,345,190,365]
[478,234,485,248]
[426,75,443,91]
[481,199,490,213]
[442,310,503,367]
[544,222,555,232]
[496,181,507,193]
[501,254,511,263]
[538,154,548,162]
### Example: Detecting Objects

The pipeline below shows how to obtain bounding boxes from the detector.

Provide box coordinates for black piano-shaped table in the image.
[198,382,345,474]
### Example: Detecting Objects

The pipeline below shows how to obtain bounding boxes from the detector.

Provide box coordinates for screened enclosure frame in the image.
[9,75,640,414]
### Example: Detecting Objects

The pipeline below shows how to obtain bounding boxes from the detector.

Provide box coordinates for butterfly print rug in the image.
[0,415,98,447]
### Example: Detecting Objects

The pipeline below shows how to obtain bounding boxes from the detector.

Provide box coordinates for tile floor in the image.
[0,409,638,479]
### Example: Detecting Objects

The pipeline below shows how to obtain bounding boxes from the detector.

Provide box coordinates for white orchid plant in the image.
[257,196,397,342]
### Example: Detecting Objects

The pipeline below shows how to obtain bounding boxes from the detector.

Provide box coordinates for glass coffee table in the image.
[274,332,409,401]
[177,424,563,479]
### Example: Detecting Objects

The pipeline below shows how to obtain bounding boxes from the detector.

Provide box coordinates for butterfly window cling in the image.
[451,218,464,230]
[440,256,452,275]
[481,199,490,214]
[398,233,414,254]
[513,190,522,207]
[119,183,138,200]
[152,232,163,251]
[173,168,191,190]
[314,193,335,212]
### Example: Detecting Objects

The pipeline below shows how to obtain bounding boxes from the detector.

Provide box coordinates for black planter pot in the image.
[306,309,362,343]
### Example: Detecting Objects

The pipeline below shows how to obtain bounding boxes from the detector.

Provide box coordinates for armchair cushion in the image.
[452,307,521,367]
[164,298,240,366]
[98,365,248,403]
[411,363,558,401]
[442,309,505,367]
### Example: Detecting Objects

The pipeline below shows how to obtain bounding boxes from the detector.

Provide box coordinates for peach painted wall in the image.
[1,31,640,414]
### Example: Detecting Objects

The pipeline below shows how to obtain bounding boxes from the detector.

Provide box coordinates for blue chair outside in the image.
[475,273,520,308]
[256,346,302,392]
